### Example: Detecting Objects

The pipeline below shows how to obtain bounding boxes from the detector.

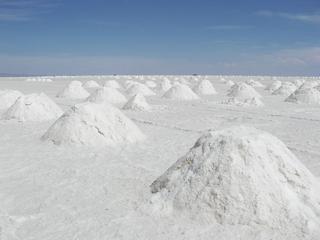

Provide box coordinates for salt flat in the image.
[0,75,320,239]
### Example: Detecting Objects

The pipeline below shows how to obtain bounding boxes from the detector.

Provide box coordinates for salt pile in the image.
[150,126,320,237]
[2,93,63,122]
[227,82,261,100]
[57,81,90,99]
[245,79,265,88]
[159,79,172,92]
[193,80,217,95]
[265,80,282,92]
[285,87,320,104]
[162,84,200,100]
[83,80,100,88]
[87,87,127,105]
[225,80,235,86]
[0,89,23,110]
[122,93,151,111]
[272,82,297,97]
[126,83,156,96]
[145,80,157,88]
[41,102,145,147]
[104,80,122,89]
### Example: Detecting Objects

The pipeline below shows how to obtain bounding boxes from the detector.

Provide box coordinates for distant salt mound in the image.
[42,102,145,147]
[227,82,261,100]
[83,80,100,88]
[162,84,200,100]
[87,87,127,105]
[272,82,297,97]
[225,80,235,86]
[159,79,172,92]
[265,80,282,92]
[193,80,217,95]
[0,89,23,110]
[285,87,320,104]
[219,77,227,83]
[222,96,264,107]
[2,93,63,122]
[246,79,265,88]
[57,81,90,99]
[122,93,151,111]
[150,126,320,237]
[126,83,156,97]
[104,80,122,89]
[145,80,157,88]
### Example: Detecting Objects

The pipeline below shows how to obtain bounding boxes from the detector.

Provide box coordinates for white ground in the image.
[1,75,320,240]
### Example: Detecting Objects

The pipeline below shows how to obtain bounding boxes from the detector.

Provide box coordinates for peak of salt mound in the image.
[285,87,320,104]
[162,84,200,100]
[126,83,156,97]
[227,82,261,100]
[265,80,282,92]
[272,82,297,97]
[56,81,90,99]
[193,80,217,95]
[104,80,121,89]
[87,87,127,105]
[150,126,320,236]
[159,79,172,92]
[83,80,100,88]
[41,102,145,147]
[122,93,151,111]
[2,93,63,122]
[222,96,264,107]
[0,89,23,110]
[245,79,265,88]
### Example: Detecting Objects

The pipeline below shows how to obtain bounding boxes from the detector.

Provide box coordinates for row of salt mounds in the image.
[0,90,23,110]
[122,93,151,111]
[126,83,156,97]
[245,79,265,88]
[41,102,145,147]
[265,80,282,92]
[2,93,63,122]
[83,80,100,88]
[104,80,122,89]
[285,84,320,105]
[56,81,90,99]
[162,83,200,100]
[150,126,320,238]
[193,79,217,95]
[87,87,127,105]
[272,81,297,97]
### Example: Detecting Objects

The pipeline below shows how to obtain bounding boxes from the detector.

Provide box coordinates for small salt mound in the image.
[0,89,23,110]
[225,80,235,86]
[126,83,156,96]
[162,84,200,100]
[41,102,145,147]
[145,80,157,88]
[104,80,122,89]
[57,81,90,99]
[87,87,127,105]
[122,93,151,111]
[227,82,261,100]
[83,80,100,88]
[222,96,264,107]
[272,82,297,97]
[2,93,63,122]
[150,126,320,237]
[265,80,282,92]
[285,87,320,104]
[219,77,227,83]
[193,80,217,95]
[159,79,172,92]
[246,79,265,88]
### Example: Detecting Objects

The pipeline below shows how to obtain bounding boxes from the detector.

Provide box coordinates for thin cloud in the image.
[256,10,320,24]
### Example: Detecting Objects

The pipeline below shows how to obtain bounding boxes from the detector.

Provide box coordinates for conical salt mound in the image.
[245,79,265,88]
[2,93,63,122]
[265,80,282,92]
[150,126,320,237]
[122,93,151,111]
[104,80,121,89]
[0,89,23,110]
[41,102,145,147]
[87,87,127,105]
[193,80,217,95]
[83,80,100,88]
[162,84,200,100]
[126,83,156,96]
[285,87,320,104]
[272,82,297,97]
[159,79,172,92]
[227,82,261,100]
[57,81,90,99]
[225,80,235,86]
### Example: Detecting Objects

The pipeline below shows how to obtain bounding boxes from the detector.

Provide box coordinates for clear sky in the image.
[0,0,320,75]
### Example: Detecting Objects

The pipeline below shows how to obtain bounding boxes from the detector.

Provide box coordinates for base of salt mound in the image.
[87,87,127,105]
[56,80,90,99]
[162,84,200,100]
[285,87,320,104]
[41,102,145,147]
[193,80,217,95]
[0,89,23,110]
[122,93,151,111]
[150,126,320,237]
[2,93,63,122]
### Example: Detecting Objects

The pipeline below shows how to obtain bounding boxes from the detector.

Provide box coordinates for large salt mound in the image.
[193,80,217,95]
[104,80,121,89]
[227,82,261,100]
[265,80,282,92]
[285,87,320,104]
[57,81,90,99]
[2,93,63,122]
[126,83,156,96]
[162,84,200,100]
[0,89,23,110]
[272,82,297,97]
[41,102,145,147]
[83,80,100,88]
[150,126,320,237]
[122,93,151,111]
[87,87,127,105]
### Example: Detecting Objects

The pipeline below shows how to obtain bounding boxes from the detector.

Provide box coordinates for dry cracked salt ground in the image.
[0,76,320,239]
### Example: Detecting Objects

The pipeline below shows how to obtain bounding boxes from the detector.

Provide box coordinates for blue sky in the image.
[0,0,320,75]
